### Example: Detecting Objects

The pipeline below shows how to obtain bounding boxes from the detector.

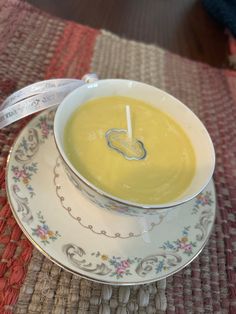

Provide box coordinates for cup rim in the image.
[54,78,215,210]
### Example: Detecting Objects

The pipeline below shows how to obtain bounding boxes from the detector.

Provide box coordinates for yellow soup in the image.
[64,96,196,204]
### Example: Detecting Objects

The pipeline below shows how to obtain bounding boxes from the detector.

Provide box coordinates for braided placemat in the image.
[0,1,235,313]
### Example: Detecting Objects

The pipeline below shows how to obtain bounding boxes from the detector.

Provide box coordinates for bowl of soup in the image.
[54,79,215,216]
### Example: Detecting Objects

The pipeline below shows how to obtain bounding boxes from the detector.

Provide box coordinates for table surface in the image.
[26,0,229,68]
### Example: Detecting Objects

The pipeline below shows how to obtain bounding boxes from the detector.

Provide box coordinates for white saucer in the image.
[6,109,216,285]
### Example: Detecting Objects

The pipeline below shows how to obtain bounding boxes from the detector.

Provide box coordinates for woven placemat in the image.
[0,1,235,313]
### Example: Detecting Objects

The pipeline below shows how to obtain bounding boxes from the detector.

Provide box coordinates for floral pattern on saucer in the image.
[11,163,38,197]
[9,110,61,246]
[36,113,54,142]
[192,191,213,214]
[11,110,55,198]
[63,224,204,279]
[94,252,140,279]
[31,211,61,245]
[160,226,196,257]
[93,226,196,278]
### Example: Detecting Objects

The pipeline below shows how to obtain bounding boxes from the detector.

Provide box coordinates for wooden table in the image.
[26,0,228,68]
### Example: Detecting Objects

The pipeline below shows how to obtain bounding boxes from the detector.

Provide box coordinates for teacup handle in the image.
[0,73,98,129]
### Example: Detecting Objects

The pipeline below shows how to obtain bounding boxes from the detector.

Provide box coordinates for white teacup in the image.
[54,79,215,216]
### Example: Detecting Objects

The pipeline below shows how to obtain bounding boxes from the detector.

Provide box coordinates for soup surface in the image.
[64,96,196,204]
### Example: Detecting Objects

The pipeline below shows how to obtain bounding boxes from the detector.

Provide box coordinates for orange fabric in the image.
[44,22,100,79]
